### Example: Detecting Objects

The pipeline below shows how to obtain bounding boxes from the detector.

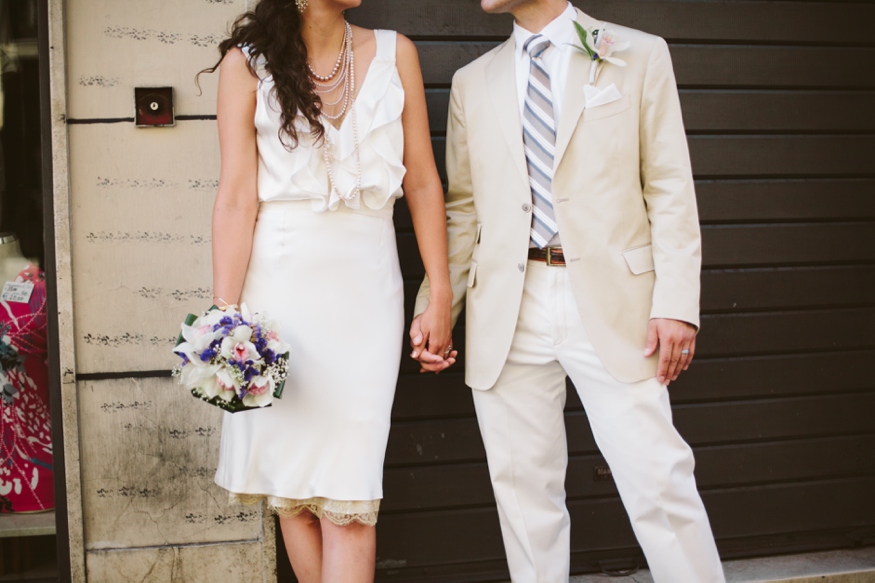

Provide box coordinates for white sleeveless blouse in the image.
[242,30,406,212]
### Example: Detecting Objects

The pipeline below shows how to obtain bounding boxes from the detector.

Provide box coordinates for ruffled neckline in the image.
[288,30,406,213]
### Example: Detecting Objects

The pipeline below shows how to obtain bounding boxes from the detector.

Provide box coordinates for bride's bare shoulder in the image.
[394,32,419,65]
[219,47,259,90]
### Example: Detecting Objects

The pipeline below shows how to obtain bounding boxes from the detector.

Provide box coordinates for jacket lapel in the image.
[485,38,529,192]
[554,8,601,170]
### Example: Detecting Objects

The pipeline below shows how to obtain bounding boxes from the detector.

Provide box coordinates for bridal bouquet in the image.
[172,304,290,413]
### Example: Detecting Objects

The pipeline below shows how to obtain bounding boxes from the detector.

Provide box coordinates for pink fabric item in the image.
[0,263,53,513]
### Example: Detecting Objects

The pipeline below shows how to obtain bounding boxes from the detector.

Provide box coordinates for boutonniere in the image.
[570,21,630,85]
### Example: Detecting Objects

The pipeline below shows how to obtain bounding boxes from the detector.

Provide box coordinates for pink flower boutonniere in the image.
[570,21,630,85]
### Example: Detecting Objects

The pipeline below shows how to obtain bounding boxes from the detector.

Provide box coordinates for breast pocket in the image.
[583,95,632,123]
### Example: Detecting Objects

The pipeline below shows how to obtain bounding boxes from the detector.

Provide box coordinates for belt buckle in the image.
[545,246,558,266]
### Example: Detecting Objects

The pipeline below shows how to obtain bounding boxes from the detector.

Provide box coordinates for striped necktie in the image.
[522,34,559,249]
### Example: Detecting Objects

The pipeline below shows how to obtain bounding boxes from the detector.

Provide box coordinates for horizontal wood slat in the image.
[688,135,875,178]
[670,45,875,90]
[351,1,875,44]
[670,349,875,403]
[700,223,875,267]
[681,91,875,133]
[688,308,875,358]
[416,42,875,88]
[695,179,875,223]
[701,265,875,313]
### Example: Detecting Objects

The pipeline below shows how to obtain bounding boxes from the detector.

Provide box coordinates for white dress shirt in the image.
[513,2,577,122]
[513,2,577,248]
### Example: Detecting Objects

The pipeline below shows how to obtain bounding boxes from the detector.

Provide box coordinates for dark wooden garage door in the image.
[281,1,875,580]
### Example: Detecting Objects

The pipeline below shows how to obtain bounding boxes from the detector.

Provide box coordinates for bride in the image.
[199,0,456,580]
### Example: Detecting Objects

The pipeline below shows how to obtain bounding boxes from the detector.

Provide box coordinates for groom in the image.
[411,0,725,581]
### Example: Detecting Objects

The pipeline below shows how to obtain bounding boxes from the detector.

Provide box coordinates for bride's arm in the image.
[212,48,260,308]
[395,34,456,371]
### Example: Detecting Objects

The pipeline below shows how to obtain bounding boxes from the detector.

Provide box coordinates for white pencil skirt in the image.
[214,199,404,526]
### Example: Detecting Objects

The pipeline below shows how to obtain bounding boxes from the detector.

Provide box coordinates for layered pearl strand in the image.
[310,21,353,120]
[310,21,363,204]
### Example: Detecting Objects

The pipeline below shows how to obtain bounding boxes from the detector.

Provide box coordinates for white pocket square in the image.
[584,83,622,109]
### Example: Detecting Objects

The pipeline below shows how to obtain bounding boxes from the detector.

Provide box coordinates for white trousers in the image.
[472,261,725,583]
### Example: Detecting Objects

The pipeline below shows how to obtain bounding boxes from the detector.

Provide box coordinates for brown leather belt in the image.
[528,247,566,266]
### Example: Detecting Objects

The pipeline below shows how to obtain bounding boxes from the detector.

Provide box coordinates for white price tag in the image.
[1,282,34,303]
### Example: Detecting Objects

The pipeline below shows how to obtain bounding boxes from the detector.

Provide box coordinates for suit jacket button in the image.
[522,203,532,212]
[518,263,525,272]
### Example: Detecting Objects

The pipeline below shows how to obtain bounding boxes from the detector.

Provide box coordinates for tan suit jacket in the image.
[416,8,701,389]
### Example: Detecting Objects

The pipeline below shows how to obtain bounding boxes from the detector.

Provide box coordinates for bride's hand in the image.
[409,308,457,374]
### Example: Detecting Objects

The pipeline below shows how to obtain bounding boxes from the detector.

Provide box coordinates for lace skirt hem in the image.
[229,493,380,527]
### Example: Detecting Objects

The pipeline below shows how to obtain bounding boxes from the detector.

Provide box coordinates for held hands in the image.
[644,318,697,387]
[409,308,458,374]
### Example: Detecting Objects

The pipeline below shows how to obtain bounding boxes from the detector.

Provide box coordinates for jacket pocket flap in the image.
[467,262,478,288]
[622,244,654,275]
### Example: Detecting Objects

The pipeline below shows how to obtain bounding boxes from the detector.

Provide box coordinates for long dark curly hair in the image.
[198,0,323,148]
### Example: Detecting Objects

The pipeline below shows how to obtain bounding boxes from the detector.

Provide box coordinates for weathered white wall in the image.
[66,0,232,374]
[59,0,275,580]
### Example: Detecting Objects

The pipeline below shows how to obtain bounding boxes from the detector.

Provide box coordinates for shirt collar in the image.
[513,2,578,59]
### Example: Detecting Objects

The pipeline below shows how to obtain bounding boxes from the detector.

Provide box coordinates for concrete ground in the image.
[567,547,875,582]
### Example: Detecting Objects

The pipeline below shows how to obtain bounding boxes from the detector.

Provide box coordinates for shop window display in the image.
[0,0,53,515]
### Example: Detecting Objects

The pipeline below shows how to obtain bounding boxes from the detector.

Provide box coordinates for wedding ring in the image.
[681,349,690,355]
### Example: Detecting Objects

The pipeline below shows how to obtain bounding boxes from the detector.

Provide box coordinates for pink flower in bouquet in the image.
[220,325,259,363]
[243,375,274,408]
[232,342,249,362]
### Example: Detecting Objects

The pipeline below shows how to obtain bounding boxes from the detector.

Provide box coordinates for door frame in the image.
[38,0,83,580]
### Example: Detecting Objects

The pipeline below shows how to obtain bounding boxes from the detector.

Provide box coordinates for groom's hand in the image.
[410,315,457,374]
[644,318,697,387]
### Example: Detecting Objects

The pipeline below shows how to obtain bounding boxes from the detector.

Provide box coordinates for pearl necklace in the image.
[314,20,363,204]
[312,21,354,121]
[307,25,348,82]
